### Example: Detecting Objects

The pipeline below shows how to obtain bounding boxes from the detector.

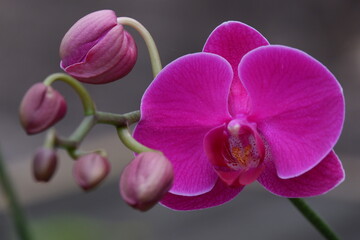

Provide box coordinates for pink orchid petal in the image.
[160,179,244,210]
[134,53,234,196]
[203,21,269,116]
[134,125,218,196]
[239,45,345,178]
[139,53,233,127]
[257,151,344,197]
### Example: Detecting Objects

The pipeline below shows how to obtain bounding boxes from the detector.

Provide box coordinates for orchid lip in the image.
[205,118,266,187]
[224,119,263,171]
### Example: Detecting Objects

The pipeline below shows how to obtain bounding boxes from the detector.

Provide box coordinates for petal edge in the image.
[257,151,345,197]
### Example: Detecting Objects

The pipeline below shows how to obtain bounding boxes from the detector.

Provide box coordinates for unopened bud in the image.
[73,153,110,191]
[33,147,58,182]
[60,10,137,84]
[19,83,67,135]
[120,152,174,211]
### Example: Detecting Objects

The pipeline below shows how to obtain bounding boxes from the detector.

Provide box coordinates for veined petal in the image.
[134,53,234,196]
[257,151,344,197]
[239,45,345,178]
[160,179,243,210]
[134,125,218,196]
[203,21,269,115]
[139,53,233,127]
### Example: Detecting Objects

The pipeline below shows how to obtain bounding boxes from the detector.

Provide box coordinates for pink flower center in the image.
[224,119,265,186]
[208,117,266,187]
[224,119,264,172]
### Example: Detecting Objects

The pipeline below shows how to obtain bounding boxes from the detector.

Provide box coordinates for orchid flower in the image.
[133,21,345,210]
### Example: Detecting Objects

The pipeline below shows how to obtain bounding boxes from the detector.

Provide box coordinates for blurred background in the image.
[0,0,359,239]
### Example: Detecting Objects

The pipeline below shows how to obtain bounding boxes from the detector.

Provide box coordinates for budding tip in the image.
[119,152,174,211]
[19,83,67,135]
[33,147,58,182]
[73,153,110,191]
[59,10,138,84]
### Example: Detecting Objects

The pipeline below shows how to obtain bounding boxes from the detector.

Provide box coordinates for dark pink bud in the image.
[33,147,58,182]
[60,10,137,84]
[19,83,67,135]
[73,153,110,191]
[120,152,174,211]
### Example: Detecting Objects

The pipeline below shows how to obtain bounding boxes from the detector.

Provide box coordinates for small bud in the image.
[19,83,67,135]
[73,153,110,191]
[60,10,137,84]
[33,147,58,182]
[120,152,174,211]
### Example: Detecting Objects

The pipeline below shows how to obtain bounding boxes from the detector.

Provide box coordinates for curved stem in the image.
[0,147,33,240]
[68,115,97,143]
[96,110,140,126]
[117,17,162,77]
[44,129,57,149]
[53,111,140,159]
[117,127,155,153]
[43,73,96,115]
[289,198,340,240]
[55,137,78,159]
[54,115,97,159]
[67,148,108,160]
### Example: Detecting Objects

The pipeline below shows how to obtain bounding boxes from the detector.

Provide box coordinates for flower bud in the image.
[19,83,67,135]
[120,152,174,211]
[73,153,110,191]
[33,147,58,182]
[60,10,137,84]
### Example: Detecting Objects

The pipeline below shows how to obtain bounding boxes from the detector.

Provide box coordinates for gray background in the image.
[0,0,359,239]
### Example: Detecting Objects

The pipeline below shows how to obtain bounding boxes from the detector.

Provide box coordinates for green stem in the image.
[117,17,162,77]
[53,111,141,159]
[96,110,140,126]
[68,115,97,143]
[43,129,57,149]
[0,147,33,240]
[289,198,340,240]
[117,127,155,153]
[54,115,97,159]
[43,73,96,115]
[55,136,78,159]
[67,148,108,160]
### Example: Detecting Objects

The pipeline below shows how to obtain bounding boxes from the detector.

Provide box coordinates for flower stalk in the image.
[96,110,140,126]
[40,74,143,158]
[53,111,141,159]
[117,127,155,153]
[289,198,340,240]
[67,115,97,143]
[117,17,162,77]
[43,73,96,115]
[0,147,33,240]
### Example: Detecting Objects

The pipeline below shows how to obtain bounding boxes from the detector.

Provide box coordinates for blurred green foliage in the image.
[32,215,150,240]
